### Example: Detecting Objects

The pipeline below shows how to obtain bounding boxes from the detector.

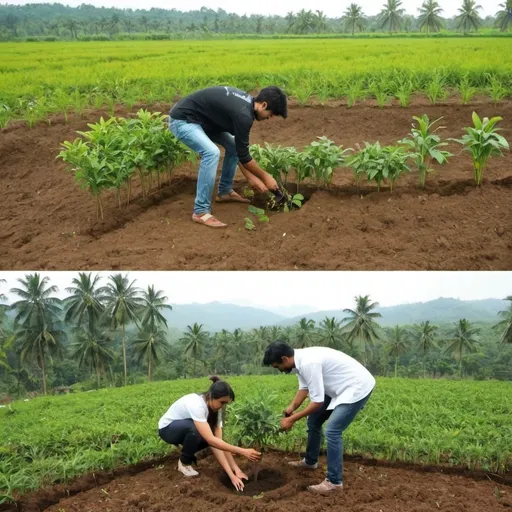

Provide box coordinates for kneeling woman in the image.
[158,376,260,491]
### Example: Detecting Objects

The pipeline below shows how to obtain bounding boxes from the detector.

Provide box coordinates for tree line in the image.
[0,273,511,398]
[0,0,511,41]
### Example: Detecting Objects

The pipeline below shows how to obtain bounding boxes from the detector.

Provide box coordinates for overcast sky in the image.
[0,0,501,18]
[0,271,510,315]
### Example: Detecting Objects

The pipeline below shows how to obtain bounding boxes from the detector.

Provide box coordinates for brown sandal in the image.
[192,213,228,228]
[216,191,251,204]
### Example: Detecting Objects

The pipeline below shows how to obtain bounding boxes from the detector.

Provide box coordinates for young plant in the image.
[250,143,296,188]
[302,136,351,187]
[400,115,452,189]
[426,74,448,105]
[459,76,477,105]
[229,391,281,482]
[486,74,507,106]
[266,188,304,212]
[451,112,509,187]
[348,142,411,192]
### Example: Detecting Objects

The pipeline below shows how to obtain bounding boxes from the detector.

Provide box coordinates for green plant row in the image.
[251,112,509,191]
[1,38,512,128]
[1,376,511,503]
[57,110,192,219]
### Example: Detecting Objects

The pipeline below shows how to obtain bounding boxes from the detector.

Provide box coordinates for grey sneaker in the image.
[288,458,318,469]
[178,459,199,477]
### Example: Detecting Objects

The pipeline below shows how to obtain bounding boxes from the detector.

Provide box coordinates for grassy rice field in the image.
[1,38,512,127]
[0,376,511,503]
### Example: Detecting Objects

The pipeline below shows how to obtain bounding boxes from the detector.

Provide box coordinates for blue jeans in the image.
[169,118,239,215]
[305,392,372,485]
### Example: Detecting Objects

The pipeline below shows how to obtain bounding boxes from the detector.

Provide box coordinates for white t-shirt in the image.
[294,347,375,410]
[158,393,223,430]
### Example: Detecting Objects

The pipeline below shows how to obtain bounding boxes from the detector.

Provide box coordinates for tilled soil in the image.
[1,100,511,270]
[5,451,511,512]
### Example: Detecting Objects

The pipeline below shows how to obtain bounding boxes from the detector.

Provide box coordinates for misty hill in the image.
[280,298,506,328]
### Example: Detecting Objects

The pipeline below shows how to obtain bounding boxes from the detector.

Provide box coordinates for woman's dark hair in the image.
[262,341,294,366]
[255,86,288,118]
[203,376,235,430]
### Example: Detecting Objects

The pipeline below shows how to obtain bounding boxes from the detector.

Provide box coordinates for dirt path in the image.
[1,101,511,270]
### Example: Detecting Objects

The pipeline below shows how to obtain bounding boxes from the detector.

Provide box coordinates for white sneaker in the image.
[288,458,318,469]
[178,459,199,477]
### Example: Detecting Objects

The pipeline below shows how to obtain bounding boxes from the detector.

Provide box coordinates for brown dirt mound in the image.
[1,101,511,270]
[3,451,511,512]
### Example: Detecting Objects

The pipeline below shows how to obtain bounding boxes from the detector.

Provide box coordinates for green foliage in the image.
[245,206,269,231]
[57,110,190,219]
[452,112,509,186]
[348,142,412,191]
[400,114,452,188]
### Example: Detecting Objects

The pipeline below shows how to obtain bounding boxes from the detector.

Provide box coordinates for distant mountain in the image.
[163,301,286,332]
[280,298,506,327]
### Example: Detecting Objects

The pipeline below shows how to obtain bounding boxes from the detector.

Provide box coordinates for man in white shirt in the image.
[263,341,375,495]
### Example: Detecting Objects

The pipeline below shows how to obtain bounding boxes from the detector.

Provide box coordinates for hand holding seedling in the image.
[280,416,295,432]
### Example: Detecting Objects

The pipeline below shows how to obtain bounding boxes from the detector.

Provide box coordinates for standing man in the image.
[263,341,375,495]
[169,85,287,228]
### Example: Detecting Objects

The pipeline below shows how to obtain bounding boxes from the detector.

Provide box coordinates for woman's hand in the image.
[241,448,261,461]
[230,474,246,491]
[234,468,249,481]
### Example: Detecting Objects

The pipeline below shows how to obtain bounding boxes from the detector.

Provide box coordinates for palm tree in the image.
[268,325,283,341]
[418,0,444,32]
[181,323,210,375]
[495,0,512,31]
[254,15,264,33]
[10,273,66,395]
[411,321,438,377]
[285,11,295,33]
[100,274,143,386]
[445,319,480,378]
[343,3,365,35]
[70,328,114,387]
[64,273,105,335]
[139,285,172,333]
[214,329,231,371]
[494,296,512,344]
[315,10,328,31]
[249,326,270,362]
[319,317,342,348]
[63,18,80,39]
[456,0,482,33]
[295,318,316,348]
[132,328,168,381]
[342,295,382,366]
[294,9,315,34]
[378,0,405,33]
[385,325,409,377]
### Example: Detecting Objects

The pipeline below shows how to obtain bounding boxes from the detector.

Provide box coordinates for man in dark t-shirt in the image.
[169,85,287,228]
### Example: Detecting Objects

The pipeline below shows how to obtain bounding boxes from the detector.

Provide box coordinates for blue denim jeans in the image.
[169,118,239,215]
[158,419,209,465]
[305,392,372,485]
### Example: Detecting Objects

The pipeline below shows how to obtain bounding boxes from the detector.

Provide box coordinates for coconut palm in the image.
[378,0,405,33]
[100,274,143,386]
[285,11,295,32]
[456,0,482,33]
[139,285,172,333]
[343,3,365,35]
[214,329,231,371]
[70,328,114,387]
[494,296,512,344]
[132,328,168,381]
[445,319,480,378]
[495,0,512,32]
[294,9,316,34]
[342,295,382,366]
[385,325,409,377]
[181,323,210,375]
[64,273,106,335]
[411,321,438,377]
[315,10,328,31]
[319,317,342,348]
[9,274,66,395]
[418,0,444,32]
[295,318,316,348]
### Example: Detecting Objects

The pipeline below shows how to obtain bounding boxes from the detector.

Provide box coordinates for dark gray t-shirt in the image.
[170,86,255,164]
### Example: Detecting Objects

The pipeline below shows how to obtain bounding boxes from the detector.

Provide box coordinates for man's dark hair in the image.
[262,341,294,366]
[255,86,288,119]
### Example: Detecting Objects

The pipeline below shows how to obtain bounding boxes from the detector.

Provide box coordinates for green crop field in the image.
[1,376,510,503]
[1,38,512,128]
